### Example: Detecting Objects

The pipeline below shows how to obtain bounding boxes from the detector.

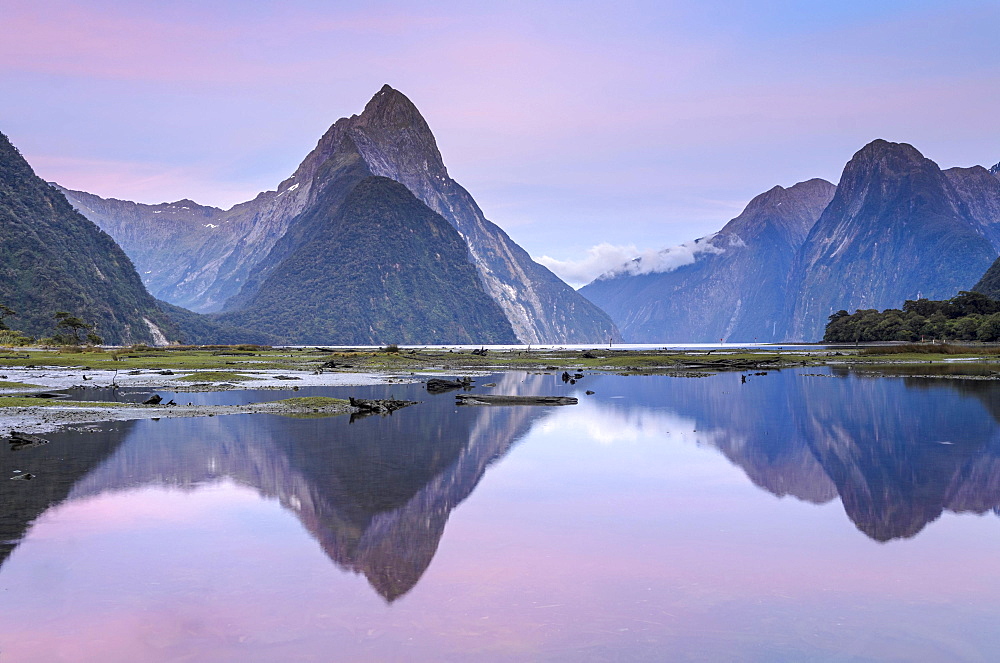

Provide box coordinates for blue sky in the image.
[2,0,998,285]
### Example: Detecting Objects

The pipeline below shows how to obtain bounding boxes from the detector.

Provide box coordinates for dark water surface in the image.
[3,368,1000,661]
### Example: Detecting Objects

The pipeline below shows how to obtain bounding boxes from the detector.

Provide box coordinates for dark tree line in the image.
[824,291,1000,342]
[0,302,102,346]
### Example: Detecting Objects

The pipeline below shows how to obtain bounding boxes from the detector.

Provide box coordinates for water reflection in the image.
[577,369,1000,541]
[5,367,1000,607]
[1,373,549,602]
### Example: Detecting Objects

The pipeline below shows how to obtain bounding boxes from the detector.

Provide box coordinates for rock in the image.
[274,375,301,380]
[143,394,163,405]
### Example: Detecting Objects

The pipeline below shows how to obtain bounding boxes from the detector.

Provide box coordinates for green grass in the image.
[272,396,350,408]
[858,343,1000,356]
[0,381,42,389]
[0,397,127,408]
[0,346,826,376]
[0,348,330,372]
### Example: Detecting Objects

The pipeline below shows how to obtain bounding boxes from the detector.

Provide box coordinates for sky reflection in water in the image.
[2,368,1000,661]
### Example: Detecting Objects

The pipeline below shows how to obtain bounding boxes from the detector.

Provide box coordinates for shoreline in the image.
[3,345,1000,437]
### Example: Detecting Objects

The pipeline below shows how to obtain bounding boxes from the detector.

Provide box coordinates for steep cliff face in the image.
[0,131,174,344]
[787,140,997,340]
[64,85,620,343]
[943,165,1000,245]
[580,179,835,342]
[54,189,228,307]
[221,176,518,345]
[59,168,320,313]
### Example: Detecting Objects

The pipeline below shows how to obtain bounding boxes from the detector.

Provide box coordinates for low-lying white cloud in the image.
[536,243,642,288]
[536,235,724,287]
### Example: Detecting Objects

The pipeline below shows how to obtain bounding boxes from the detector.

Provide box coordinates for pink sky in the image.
[2,0,998,284]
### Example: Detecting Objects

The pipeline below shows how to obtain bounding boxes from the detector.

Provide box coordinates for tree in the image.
[903,298,945,317]
[53,311,100,345]
[0,303,14,331]
[945,291,1000,318]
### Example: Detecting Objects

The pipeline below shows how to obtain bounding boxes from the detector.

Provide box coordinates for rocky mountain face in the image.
[787,140,998,340]
[62,85,620,344]
[582,140,1000,342]
[53,189,230,309]
[221,176,517,345]
[0,131,176,344]
[58,170,324,314]
[580,179,835,342]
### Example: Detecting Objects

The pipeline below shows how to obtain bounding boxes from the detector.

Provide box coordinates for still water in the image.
[2,368,1000,661]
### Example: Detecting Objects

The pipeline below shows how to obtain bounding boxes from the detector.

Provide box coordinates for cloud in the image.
[536,243,642,287]
[537,235,725,287]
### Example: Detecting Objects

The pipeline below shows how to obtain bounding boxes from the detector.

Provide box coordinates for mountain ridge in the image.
[61,85,620,344]
[580,178,835,341]
[582,140,1000,342]
[0,131,176,344]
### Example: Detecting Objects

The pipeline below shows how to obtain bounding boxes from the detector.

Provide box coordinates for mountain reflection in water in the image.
[580,368,1000,542]
[6,368,1000,659]
[3,367,1000,606]
[1,373,548,602]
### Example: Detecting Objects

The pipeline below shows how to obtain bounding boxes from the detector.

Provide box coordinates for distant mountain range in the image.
[60,85,620,345]
[6,86,999,345]
[582,140,1000,341]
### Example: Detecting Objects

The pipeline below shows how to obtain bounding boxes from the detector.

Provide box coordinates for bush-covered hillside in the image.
[222,176,518,345]
[0,131,173,344]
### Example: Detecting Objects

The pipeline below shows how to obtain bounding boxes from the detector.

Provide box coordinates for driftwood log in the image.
[8,431,50,450]
[426,377,473,393]
[349,397,418,415]
[455,394,578,406]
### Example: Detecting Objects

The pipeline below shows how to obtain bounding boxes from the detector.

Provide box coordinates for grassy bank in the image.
[2,343,999,379]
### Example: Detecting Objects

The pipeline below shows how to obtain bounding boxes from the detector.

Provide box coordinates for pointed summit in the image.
[361,84,427,127]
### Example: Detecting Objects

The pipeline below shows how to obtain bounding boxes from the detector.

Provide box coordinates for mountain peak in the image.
[851,139,925,168]
[834,139,942,201]
[720,178,835,245]
[990,161,1000,177]
[359,84,424,127]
